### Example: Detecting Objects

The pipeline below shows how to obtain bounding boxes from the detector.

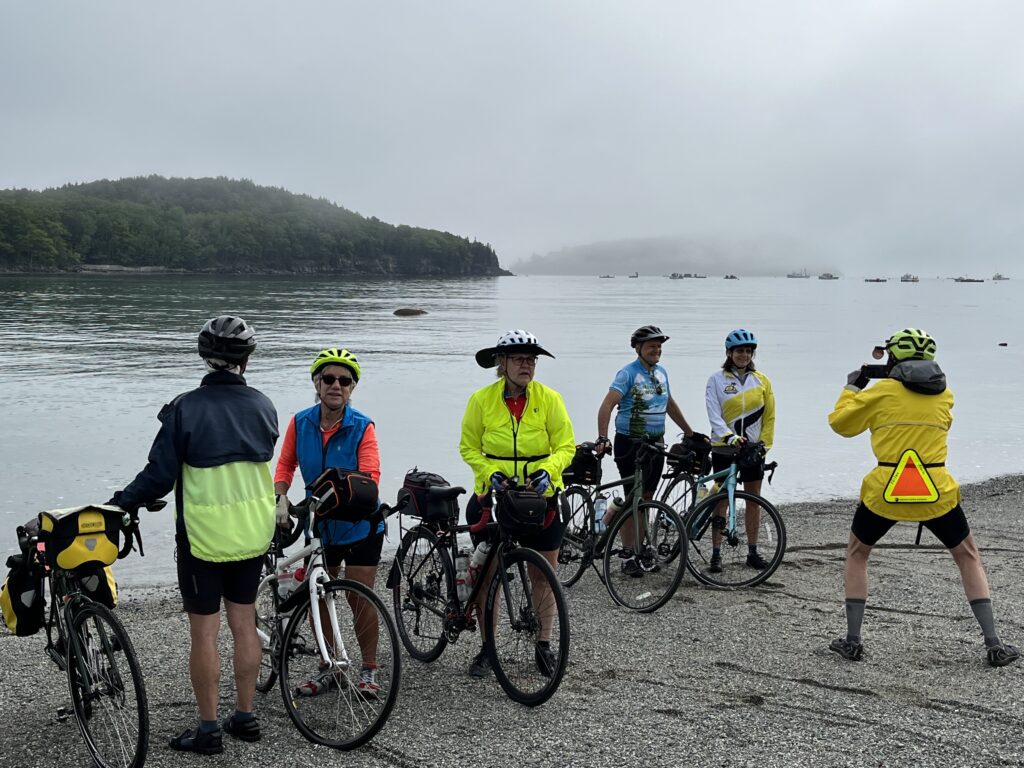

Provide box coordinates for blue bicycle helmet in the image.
[725,329,758,349]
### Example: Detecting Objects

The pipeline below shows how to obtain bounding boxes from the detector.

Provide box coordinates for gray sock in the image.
[970,598,1000,646]
[845,598,866,643]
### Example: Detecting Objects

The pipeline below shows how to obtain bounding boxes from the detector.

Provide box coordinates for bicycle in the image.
[556,436,688,613]
[254,495,401,750]
[388,480,569,707]
[13,500,162,768]
[659,440,786,588]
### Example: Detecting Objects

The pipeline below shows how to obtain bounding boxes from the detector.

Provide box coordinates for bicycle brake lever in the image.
[765,461,778,485]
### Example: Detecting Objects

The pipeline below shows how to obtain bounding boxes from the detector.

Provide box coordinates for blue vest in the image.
[294,403,382,545]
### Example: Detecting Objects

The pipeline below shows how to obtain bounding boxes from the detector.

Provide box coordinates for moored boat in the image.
[818,272,839,280]
[900,273,919,283]
[954,276,984,283]
[993,273,1009,281]
[787,268,810,278]
[864,277,887,283]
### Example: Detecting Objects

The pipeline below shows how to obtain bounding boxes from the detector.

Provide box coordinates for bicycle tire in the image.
[602,500,687,613]
[556,486,592,587]
[279,579,401,750]
[255,563,279,693]
[485,547,569,707]
[390,526,452,662]
[685,490,786,588]
[66,601,149,768]
[658,473,699,565]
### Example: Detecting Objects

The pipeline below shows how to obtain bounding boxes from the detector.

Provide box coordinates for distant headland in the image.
[0,176,510,277]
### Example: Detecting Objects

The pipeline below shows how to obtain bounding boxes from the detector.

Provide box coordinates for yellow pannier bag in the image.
[39,505,122,572]
[79,565,118,608]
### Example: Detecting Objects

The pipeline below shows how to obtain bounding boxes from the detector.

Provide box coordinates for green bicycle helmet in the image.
[885,328,936,361]
[310,348,361,382]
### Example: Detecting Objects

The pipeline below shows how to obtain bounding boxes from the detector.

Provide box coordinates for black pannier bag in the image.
[736,442,767,478]
[496,489,548,536]
[667,436,712,476]
[308,468,379,523]
[1,553,45,637]
[398,469,457,524]
[562,444,602,485]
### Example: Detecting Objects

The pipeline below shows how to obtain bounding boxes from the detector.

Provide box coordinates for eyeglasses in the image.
[320,374,353,387]
[506,355,538,366]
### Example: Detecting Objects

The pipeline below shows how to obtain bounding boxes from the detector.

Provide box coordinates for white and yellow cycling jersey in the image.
[705,369,775,449]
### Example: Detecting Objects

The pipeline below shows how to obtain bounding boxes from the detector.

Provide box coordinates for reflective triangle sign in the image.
[883,449,939,503]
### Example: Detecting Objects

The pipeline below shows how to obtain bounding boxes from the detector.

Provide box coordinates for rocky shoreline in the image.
[3,476,1023,767]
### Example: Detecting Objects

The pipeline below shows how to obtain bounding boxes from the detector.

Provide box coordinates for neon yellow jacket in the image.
[828,370,959,521]
[459,379,576,497]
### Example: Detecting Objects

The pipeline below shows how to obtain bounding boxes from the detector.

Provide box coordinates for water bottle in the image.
[277,566,306,601]
[594,494,608,533]
[455,549,471,603]
[697,484,710,502]
[469,540,491,586]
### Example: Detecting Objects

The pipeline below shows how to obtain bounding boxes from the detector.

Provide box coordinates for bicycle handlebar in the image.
[117,498,167,560]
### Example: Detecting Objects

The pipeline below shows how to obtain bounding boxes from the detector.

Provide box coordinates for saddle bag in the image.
[561,445,602,485]
[398,469,457,524]
[38,505,122,572]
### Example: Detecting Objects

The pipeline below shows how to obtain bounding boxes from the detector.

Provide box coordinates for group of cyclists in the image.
[99,314,1015,756]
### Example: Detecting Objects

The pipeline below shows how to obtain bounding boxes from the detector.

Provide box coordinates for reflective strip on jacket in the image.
[294,403,382,545]
[459,379,576,496]
[828,381,959,521]
[705,369,775,449]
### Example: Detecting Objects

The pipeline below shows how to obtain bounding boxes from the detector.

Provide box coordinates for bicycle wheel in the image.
[555,486,592,587]
[255,567,280,693]
[686,490,786,588]
[390,526,452,662]
[658,474,698,564]
[280,579,401,750]
[484,547,569,707]
[602,500,687,613]
[66,601,149,768]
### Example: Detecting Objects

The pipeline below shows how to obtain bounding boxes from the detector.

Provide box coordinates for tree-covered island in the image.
[0,176,509,276]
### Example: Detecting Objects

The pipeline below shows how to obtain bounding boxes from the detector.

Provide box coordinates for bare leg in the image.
[949,534,991,601]
[224,600,260,714]
[743,479,763,546]
[187,612,221,721]
[344,564,380,666]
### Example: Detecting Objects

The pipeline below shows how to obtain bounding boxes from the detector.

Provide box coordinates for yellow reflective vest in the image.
[459,379,576,497]
[828,376,959,521]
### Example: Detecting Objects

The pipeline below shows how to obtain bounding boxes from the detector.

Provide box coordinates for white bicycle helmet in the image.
[475,329,555,368]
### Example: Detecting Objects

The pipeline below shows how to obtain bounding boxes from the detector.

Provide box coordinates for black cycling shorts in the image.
[851,503,970,549]
[465,493,565,552]
[323,530,385,569]
[176,536,264,615]
[613,434,665,496]
[711,451,765,483]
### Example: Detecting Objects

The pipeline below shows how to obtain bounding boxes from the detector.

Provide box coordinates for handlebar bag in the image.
[308,468,379,523]
[1,554,45,636]
[737,442,767,478]
[398,469,457,523]
[497,489,548,536]
[562,446,602,485]
[38,505,122,571]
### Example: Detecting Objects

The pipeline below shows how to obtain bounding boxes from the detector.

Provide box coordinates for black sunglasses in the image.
[320,374,353,387]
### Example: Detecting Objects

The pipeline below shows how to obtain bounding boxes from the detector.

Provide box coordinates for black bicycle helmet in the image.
[630,325,670,349]
[197,316,256,363]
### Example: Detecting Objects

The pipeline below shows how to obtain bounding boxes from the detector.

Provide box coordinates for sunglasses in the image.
[320,373,353,387]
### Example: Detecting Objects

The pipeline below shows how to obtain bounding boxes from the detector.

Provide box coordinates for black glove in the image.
[528,469,551,495]
[846,368,870,392]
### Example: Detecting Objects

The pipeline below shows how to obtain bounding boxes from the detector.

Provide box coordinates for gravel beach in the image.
[3,476,1023,768]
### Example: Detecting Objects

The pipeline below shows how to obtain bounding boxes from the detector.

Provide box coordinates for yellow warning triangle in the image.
[883,449,939,503]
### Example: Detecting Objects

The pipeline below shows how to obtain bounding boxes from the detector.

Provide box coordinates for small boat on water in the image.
[954,276,984,283]
[864,277,887,283]
[724,274,739,280]
[818,272,839,280]
[993,273,1009,281]
[628,271,639,278]
[599,274,615,278]
[787,269,810,278]
[900,273,919,283]
[669,273,684,280]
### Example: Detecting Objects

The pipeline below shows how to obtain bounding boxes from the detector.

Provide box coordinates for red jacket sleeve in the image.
[273,416,299,487]
[357,422,382,485]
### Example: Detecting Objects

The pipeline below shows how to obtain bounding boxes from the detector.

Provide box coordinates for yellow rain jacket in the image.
[828,360,959,521]
[460,379,576,497]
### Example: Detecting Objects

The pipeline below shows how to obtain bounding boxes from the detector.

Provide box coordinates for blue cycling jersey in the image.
[610,359,671,438]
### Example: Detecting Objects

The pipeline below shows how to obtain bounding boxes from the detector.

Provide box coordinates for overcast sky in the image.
[2,1,1023,271]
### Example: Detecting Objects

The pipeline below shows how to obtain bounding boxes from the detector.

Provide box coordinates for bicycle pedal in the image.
[56,706,73,721]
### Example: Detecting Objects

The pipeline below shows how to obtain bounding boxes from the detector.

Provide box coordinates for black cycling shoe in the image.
[746,551,769,570]
[169,726,223,755]
[468,650,491,678]
[829,637,864,661]
[535,642,557,677]
[707,554,722,574]
[222,714,261,742]
[987,642,1020,668]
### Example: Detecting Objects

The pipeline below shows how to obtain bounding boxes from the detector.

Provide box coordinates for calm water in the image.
[2,273,1022,585]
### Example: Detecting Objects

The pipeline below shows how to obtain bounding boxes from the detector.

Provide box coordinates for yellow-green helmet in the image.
[310,348,361,381]
[885,328,936,361]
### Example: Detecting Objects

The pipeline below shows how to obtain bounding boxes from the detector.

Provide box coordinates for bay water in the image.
[2,273,1021,586]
